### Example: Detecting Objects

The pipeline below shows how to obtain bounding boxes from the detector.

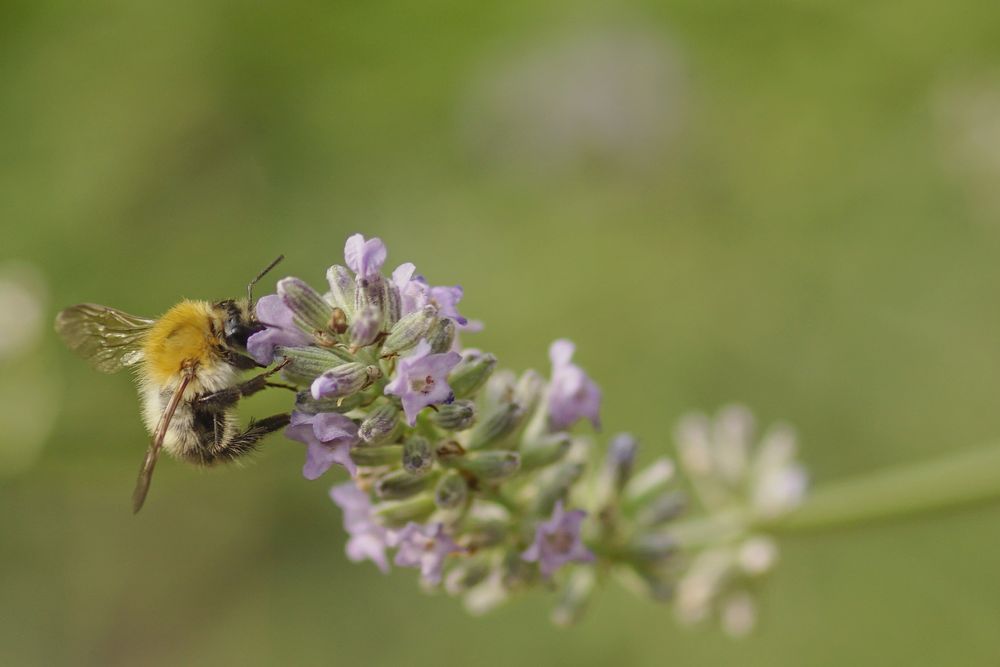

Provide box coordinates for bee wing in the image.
[55,304,154,374]
[132,370,195,513]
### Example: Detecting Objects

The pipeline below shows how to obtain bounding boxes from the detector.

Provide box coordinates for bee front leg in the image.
[194,361,291,411]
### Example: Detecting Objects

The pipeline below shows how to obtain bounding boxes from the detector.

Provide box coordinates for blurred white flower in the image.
[0,261,59,475]
[458,25,686,174]
[0,262,46,359]
[675,404,808,519]
[934,75,1000,221]
[672,405,805,636]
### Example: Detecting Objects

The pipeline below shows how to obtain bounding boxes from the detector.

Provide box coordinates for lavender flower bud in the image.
[444,556,491,595]
[311,363,382,399]
[634,491,687,527]
[627,532,678,562]
[371,493,436,528]
[326,265,356,315]
[295,389,368,415]
[374,468,440,500]
[276,345,355,384]
[551,567,596,627]
[402,435,434,475]
[434,469,468,509]
[519,433,571,471]
[532,461,585,516]
[349,444,403,468]
[513,369,545,414]
[435,439,465,460]
[381,305,438,357]
[605,433,638,490]
[354,274,387,320]
[428,317,456,354]
[348,305,382,348]
[466,402,526,451]
[448,351,497,399]
[384,280,402,328]
[358,403,402,445]
[451,451,520,482]
[278,277,336,337]
[621,458,675,515]
[594,433,639,507]
[431,399,476,431]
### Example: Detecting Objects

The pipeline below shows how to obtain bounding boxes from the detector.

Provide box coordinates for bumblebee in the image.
[55,256,291,512]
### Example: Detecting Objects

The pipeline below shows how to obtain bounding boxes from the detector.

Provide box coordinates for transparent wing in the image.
[55,304,154,374]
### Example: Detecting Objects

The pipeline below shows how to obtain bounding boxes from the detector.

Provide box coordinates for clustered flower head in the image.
[252,234,808,633]
[671,405,808,636]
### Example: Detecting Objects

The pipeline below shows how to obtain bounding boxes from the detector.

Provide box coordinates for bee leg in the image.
[194,370,281,411]
[218,348,262,370]
[204,413,291,463]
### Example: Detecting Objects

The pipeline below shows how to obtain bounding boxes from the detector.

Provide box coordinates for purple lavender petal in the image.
[428,286,468,326]
[521,501,595,577]
[547,339,602,431]
[344,233,387,279]
[285,411,358,479]
[391,522,458,585]
[247,294,312,364]
[330,483,391,573]
[385,341,462,425]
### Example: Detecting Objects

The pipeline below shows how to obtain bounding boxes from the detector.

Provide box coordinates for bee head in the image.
[214,299,263,350]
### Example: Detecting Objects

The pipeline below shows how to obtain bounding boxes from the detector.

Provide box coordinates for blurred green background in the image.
[3,1,1000,665]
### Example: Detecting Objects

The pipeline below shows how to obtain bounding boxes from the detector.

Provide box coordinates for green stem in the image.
[763,442,1000,534]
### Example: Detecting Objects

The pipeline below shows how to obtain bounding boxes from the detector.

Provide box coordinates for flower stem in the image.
[762,442,1000,534]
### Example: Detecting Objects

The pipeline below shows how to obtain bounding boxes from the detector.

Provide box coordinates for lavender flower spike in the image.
[246,293,312,365]
[284,411,360,480]
[522,500,595,577]
[330,483,392,573]
[391,522,460,585]
[344,233,387,279]
[384,340,461,425]
[546,339,602,431]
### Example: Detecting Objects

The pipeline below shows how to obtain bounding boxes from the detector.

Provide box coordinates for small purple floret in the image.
[384,340,461,425]
[390,522,460,584]
[246,294,312,365]
[546,339,602,431]
[521,501,595,577]
[284,411,359,480]
[330,483,392,573]
[344,233,387,279]
[392,263,477,330]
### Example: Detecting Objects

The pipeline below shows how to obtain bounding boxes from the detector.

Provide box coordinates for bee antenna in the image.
[248,254,284,305]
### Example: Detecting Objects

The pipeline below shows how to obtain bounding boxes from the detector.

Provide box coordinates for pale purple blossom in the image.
[546,339,601,431]
[390,522,460,584]
[392,263,479,330]
[285,411,359,479]
[344,233,387,279]
[522,501,595,577]
[384,340,461,425]
[330,483,392,573]
[247,294,311,365]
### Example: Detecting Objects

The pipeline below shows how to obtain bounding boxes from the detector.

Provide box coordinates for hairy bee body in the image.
[55,255,289,511]
[138,300,240,462]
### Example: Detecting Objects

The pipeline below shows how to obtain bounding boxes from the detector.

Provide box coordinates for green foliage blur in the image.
[3,1,1000,665]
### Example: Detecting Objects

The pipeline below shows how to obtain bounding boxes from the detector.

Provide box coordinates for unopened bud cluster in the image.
[248,234,808,633]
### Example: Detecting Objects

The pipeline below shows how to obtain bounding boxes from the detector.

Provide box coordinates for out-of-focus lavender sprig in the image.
[251,233,807,633]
